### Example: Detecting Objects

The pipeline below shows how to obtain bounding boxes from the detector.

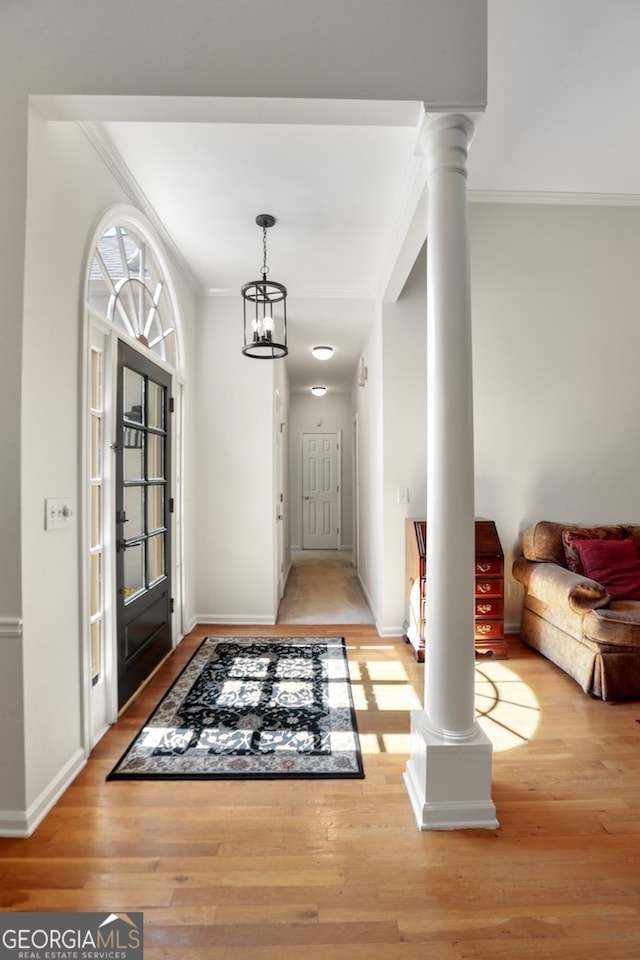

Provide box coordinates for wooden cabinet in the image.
[404,518,507,662]
[405,519,427,661]
[473,520,507,658]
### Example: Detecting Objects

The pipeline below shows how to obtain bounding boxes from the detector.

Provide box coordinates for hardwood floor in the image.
[2,625,640,958]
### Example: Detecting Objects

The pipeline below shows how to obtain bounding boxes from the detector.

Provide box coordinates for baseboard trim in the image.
[183,614,199,636]
[195,614,277,626]
[0,747,86,838]
[289,545,353,553]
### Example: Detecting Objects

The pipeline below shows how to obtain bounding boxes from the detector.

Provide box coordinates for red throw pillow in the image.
[573,537,640,600]
[562,526,622,574]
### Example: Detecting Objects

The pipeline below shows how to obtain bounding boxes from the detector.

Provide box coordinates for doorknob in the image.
[303,496,310,500]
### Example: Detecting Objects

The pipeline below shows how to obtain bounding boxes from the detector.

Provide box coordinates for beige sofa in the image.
[513,521,640,701]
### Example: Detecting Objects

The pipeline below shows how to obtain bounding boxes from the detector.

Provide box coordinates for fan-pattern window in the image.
[88,225,177,367]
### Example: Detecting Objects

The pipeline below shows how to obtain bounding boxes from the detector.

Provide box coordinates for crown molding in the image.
[468,189,640,207]
[79,122,200,293]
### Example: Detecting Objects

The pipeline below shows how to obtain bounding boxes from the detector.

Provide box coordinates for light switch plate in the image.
[45,498,73,530]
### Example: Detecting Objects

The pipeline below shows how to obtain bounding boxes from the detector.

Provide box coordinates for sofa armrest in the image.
[513,557,610,613]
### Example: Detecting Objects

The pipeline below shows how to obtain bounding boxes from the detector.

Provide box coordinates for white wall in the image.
[193,297,277,623]
[353,306,385,625]
[351,250,428,635]
[381,249,428,632]
[470,202,640,625]
[21,111,132,814]
[357,203,640,634]
[274,355,291,599]
[18,108,198,828]
[289,392,355,550]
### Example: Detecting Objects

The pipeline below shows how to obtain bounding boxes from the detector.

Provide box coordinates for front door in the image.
[302,433,340,550]
[115,341,172,709]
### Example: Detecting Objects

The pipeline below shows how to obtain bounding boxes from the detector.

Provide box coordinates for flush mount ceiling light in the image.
[311,386,327,397]
[241,214,288,359]
[311,345,334,361]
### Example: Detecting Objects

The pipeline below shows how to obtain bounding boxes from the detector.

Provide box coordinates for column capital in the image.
[416,112,477,178]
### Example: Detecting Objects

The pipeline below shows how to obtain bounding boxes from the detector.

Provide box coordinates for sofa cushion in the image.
[562,526,623,574]
[574,537,640,600]
[521,521,573,566]
[521,521,625,568]
[583,600,640,649]
[624,526,640,555]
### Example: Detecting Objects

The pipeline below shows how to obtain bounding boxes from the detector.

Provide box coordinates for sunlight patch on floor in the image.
[351,682,423,712]
[349,646,541,755]
[349,659,413,686]
[475,659,541,752]
[358,732,411,755]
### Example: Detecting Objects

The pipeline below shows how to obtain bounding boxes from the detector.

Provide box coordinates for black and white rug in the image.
[107,636,364,780]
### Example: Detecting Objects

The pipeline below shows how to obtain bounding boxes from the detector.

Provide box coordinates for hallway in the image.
[277,550,373,625]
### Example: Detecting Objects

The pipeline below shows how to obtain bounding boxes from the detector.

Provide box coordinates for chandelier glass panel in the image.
[241,214,288,359]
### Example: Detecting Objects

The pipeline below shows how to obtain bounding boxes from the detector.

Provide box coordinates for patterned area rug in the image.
[107,636,364,780]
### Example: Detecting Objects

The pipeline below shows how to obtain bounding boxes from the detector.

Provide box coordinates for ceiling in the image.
[94,1,640,394]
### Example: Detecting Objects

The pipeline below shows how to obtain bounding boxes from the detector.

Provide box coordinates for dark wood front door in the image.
[115,341,172,709]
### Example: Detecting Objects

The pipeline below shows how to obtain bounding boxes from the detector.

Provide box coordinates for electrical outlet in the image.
[508,581,519,598]
[397,485,409,504]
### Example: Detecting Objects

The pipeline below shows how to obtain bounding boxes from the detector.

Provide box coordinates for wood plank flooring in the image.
[2,625,640,959]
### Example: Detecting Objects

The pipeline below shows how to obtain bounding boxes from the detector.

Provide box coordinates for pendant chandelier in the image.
[241,214,288,359]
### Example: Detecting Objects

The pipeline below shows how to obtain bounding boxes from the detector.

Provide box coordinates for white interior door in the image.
[302,433,340,550]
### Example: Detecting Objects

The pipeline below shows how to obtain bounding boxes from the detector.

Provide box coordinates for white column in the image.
[404,113,498,831]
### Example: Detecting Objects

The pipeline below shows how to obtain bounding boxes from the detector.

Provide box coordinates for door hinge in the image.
[170,597,175,614]
[169,396,175,414]
[169,498,175,513]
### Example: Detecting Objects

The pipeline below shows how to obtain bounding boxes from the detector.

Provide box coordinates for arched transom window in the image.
[88,224,177,367]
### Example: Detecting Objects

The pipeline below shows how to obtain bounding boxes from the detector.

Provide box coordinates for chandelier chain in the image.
[262,226,269,277]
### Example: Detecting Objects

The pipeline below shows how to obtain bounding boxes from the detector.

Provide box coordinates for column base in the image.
[403,710,499,831]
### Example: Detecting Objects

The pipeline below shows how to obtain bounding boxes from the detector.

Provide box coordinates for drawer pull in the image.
[477,582,493,594]
[476,623,493,635]
[477,603,492,614]
[477,562,492,573]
